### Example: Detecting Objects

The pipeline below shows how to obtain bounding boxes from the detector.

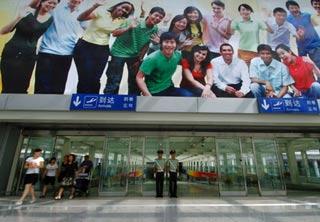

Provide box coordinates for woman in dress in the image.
[55,154,78,200]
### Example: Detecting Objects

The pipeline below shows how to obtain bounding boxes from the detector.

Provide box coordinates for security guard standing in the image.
[154,149,165,197]
[167,150,179,198]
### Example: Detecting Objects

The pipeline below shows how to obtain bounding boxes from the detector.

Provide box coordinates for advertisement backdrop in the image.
[0,0,318,98]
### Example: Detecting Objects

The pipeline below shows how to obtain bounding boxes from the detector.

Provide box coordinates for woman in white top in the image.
[16,148,44,205]
[40,157,58,198]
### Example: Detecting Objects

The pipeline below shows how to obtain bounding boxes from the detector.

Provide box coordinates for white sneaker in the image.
[15,200,23,206]
[29,199,36,204]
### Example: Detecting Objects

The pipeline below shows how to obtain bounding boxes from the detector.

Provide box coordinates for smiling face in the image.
[259,50,273,65]
[312,1,320,14]
[212,3,224,17]
[161,39,177,57]
[146,11,164,26]
[274,11,287,25]
[239,6,252,20]
[112,3,133,18]
[288,5,300,17]
[174,18,188,31]
[220,45,234,62]
[187,10,200,22]
[276,48,294,63]
[41,0,59,12]
[194,50,208,63]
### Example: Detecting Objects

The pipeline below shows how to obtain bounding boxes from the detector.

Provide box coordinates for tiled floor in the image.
[0,196,320,222]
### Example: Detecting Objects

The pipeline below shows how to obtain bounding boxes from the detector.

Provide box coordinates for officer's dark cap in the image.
[157,150,164,154]
[170,150,176,154]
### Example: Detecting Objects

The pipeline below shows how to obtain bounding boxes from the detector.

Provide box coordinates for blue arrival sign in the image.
[70,94,136,111]
[257,98,319,114]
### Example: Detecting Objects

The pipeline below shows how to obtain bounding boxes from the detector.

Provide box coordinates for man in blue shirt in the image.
[250,44,294,98]
[286,0,320,68]
[35,0,84,94]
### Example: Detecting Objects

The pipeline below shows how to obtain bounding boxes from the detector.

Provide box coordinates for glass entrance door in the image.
[216,138,246,196]
[170,137,219,197]
[100,137,129,196]
[143,137,168,196]
[54,136,105,196]
[13,136,55,194]
[241,138,260,195]
[127,137,144,196]
[253,139,286,195]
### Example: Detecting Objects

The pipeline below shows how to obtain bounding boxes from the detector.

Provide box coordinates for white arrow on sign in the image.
[73,96,81,107]
[261,99,270,110]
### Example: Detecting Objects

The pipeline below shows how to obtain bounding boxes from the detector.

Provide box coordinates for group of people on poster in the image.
[1,0,320,99]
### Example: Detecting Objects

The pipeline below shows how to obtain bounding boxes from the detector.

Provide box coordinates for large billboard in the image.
[0,0,319,101]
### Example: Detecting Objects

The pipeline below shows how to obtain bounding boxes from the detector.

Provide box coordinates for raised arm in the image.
[0,7,32,35]
[112,19,138,37]
[77,0,108,21]
[302,57,320,78]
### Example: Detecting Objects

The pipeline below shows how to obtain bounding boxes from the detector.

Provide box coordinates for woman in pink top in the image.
[276,44,320,98]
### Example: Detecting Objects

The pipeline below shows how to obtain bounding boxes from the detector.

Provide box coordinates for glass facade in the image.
[9,132,320,197]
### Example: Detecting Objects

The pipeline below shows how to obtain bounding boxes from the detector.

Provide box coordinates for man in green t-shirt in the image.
[136,32,193,96]
[104,7,165,95]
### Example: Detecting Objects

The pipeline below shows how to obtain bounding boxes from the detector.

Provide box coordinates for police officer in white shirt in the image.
[167,150,179,198]
[154,150,165,197]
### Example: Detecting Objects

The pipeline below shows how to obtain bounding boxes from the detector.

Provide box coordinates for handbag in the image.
[61,177,74,186]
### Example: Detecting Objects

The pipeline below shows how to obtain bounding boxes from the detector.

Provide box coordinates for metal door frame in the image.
[216,137,247,196]
[252,138,287,196]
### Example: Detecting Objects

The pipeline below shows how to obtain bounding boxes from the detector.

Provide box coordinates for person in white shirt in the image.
[166,150,179,198]
[16,148,44,205]
[40,157,58,198]
[211,43,254,98]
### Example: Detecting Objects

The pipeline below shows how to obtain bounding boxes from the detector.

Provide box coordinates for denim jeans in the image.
[181,87,203,97]
[104,56,141,95]
[308,47,320,69]
[250,83,291,98]
[302,82,320,98]
[152,86,194,97]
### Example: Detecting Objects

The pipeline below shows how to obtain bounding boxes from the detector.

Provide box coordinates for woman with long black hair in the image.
[0,0,59,93]
[183,6,204,54]
[148,14,192,54]
[180,45,216,98]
